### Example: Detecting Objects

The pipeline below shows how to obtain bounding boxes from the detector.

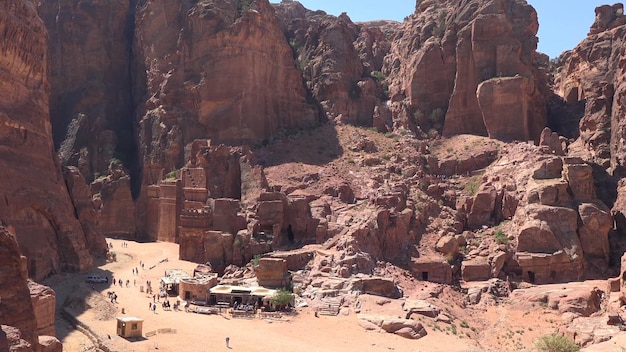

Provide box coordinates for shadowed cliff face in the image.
[0,0,98,281]
[39,0,136,182]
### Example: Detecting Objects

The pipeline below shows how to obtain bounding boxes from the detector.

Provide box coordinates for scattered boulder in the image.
[403,300,441,319]
[435,235,459,256]
[357,315,427,339]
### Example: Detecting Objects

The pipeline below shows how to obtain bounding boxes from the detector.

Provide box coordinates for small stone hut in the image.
[116,317,143,338]
[178,273,218,302]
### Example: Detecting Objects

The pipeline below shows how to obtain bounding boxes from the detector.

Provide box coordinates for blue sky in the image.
[289,1,608,58]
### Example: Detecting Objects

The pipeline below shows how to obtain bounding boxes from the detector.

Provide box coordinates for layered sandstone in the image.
[554,3,626,172]
[63,166,108,255]
[38,0,135,181]
[0,228,37,347]
[134,0,319,172]
[274,2,394,126]
[552,3,626,242]
[385,0,547,141]
[28,281,56,337]
[0,0,94,280]
[91,163,136,238]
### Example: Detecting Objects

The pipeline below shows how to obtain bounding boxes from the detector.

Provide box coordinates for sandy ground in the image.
[48,238,483,352]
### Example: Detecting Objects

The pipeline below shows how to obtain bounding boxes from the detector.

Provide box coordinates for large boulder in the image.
[477,76,537,142]
[255,258,290,288]
[357,315,427,339]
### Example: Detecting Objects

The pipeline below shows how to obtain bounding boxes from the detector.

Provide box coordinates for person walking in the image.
[225,337,230,348]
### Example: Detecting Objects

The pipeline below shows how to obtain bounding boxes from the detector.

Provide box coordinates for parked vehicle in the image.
[86,275,107,283]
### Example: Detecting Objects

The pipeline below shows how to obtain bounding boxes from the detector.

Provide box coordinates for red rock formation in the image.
[63,166,108,256]
[0,0,94,280]
[0,228,37,347]
[385,0,547,141]
[255,258,290,288]
[91,164,137,238]
[134,0,319,171]
[27,281,56,337]
[274,2,393,126]
[466,145,614,283]
[38,0,135,181]
[554,4,626,172]
[0,325,33,352]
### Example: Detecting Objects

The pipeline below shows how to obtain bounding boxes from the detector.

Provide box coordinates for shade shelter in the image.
[208,285,276,308]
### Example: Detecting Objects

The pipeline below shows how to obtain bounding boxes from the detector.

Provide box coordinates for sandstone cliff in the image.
[274,1,394,127]
[133,0,319,171]
[384,0,548,142]
[0,0,97,281]
[39,0,136,182]
[553,4,626,172]
[552,3,626,237]
[0,227,37,348]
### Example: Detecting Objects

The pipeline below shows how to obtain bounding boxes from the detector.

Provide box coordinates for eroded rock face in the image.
[385,0,547,141]
[63,166,108,256]
[0,0,94,280]
[134,0,319,172]
[0,228,37,347]
[554,5,626,172]
[28,281,56,337]
[39,0,135,182]
[91,164,136,238]
[274,2,393,126]
[0,325,33,352]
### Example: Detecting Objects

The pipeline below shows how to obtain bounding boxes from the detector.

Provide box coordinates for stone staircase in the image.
[317,300,341,316]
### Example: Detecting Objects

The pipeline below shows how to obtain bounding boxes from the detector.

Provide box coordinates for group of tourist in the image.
[110,277,135,288]
[107,291,118,303]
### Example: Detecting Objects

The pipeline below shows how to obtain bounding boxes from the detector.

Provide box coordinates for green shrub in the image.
[465,181,479,196]
[109,157,122,167]
[252,254,261,266]
[238,0,253,15]
[270,289,294,306]
[370,71,386,81]
[494,228,508,245]
[289,38,298,51]
[432,11,447,39]
[164,169,179,181]
[534,333,580,352]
